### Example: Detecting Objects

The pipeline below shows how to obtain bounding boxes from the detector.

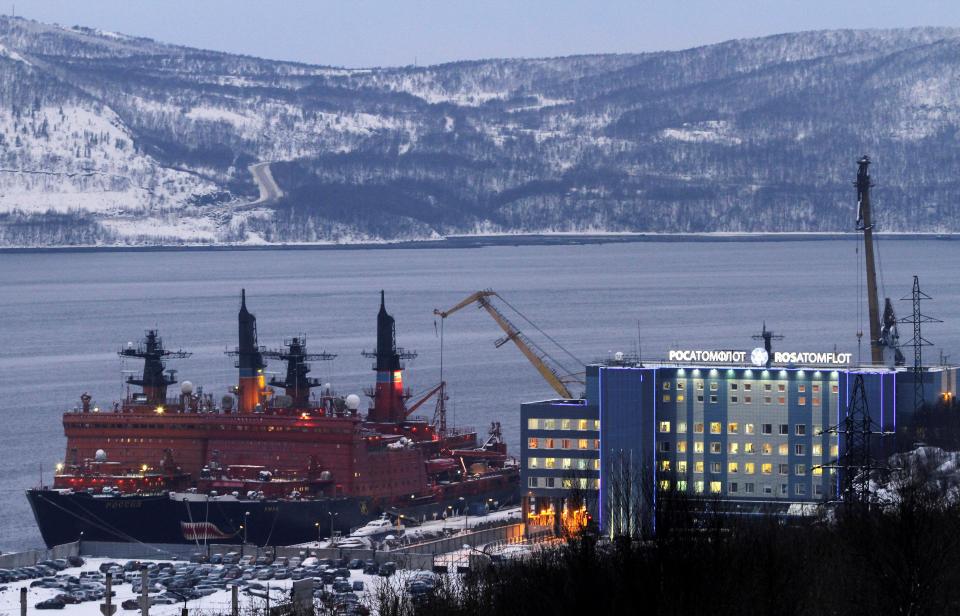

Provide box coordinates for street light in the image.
[240,511,250,556]
[458,497,467,531]
[314,521,321,545]
[328,511,339,539]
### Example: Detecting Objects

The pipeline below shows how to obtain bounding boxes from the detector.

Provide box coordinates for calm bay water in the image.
[1,239,958,550]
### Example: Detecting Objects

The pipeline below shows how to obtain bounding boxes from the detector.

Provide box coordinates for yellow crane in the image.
[434,290,583,399]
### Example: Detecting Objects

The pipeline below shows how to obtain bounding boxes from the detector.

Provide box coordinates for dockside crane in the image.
[434,290,584,399]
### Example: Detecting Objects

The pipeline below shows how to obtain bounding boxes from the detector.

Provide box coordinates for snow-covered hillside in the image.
[2,17,960,246]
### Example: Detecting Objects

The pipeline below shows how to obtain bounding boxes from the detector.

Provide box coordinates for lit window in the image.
[812,444,822,456]
[578,478,588,489]
[798,384,806,393]
[694,481,704,493]
[761,463,773,475]
[544,419,556,430]
[711,462,721,473]
[728,462,739,473]
[677,394,685,402]
[659,421,671,433]
[762,443,773,455]
[710,442,721,454]
[795,444,805,455]
[545,458,556,469]
[694,461,704,473]
[813,425,822,436]
[744,462,755,474]
[812,466,823,476]
[812,384,821,393]
[660,460,671,471]
[545,438,555,449]
[830,445,839,457]
[778,444,788,456]
[694,441,704,453]
[745,423,755,435]
[831,384,839,394]
[696,381,704,391]
[677,421,687,434]
[578,419,588,430]
[678,461,688,473]
[694,422,705,434]
[561,439,572,449]
[659,480,671,491]
[594,420,600,430]
[663,382,671,390]
[710,422,721,434]
[728,422,739,434]
[528,438,538,449]
[798,396,806,406]
[593,459,600,470]
[594,439,600,449]
[729,442,739,455]
[561,419,572,430]
[528,458,539,469]
[795,424,806,436]
[778,397,786,405]
[562,458,572,469]
[527,418,539,429]
[710,481,722,493]
[677,480,688,491]
[677,441,687,453]
[577,459,588,470]
[579,439,588,449]
[710,382,718,391]
[663,394,671,403]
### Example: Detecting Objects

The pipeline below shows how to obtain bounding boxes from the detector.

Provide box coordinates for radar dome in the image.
[94,449,107,462]
[180,381,194,395]
[614,351,624,361]
[345,394,361,410]
[127,341,134,349]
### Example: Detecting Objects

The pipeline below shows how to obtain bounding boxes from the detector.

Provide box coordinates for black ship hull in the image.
[27,484,519,548]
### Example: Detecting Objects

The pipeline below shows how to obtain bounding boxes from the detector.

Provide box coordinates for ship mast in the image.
[856,156,883,365]
[226,289,267,413]
[119,330,190,404]
[263,336,336,408]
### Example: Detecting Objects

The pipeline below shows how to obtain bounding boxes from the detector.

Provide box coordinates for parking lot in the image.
[0,552,420,615]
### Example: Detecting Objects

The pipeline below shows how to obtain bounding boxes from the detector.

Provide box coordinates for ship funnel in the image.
[235,289,266,413]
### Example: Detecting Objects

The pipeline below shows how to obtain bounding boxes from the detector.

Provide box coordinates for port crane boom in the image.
[434,290,581,399]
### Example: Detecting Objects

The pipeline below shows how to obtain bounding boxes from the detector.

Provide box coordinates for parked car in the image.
[35,598,65,610]
[347,559,364,569]
[377,562,397,577]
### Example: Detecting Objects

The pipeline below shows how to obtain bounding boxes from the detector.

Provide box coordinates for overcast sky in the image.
[11,0,960,67]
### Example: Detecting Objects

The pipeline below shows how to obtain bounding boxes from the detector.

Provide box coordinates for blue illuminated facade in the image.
[520,361,959,536]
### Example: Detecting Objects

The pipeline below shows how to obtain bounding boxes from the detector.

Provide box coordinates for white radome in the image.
[181,380,194,394]
[345,394,361,410]
[94,449,107,462]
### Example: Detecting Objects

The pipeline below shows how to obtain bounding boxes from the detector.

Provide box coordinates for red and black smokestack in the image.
[120,330,185,404]
[237,289,266,412]
[366,291,414,423]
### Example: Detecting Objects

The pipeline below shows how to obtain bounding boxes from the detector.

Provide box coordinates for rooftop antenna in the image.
[751,322,783,369]
[900,275,940,411]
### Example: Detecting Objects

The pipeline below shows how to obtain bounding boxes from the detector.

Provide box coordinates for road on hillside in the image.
[246,162,283,207]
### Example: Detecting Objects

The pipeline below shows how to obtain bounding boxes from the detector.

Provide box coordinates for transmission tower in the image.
[899,276,940,411]
[820,374,892,506]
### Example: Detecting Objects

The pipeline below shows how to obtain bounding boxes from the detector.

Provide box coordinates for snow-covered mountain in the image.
[2,17,960,246]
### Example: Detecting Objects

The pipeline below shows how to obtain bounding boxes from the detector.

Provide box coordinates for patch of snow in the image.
[660,120,742,145]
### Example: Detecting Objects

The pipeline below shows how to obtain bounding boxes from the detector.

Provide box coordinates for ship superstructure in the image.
[27,291,518,547]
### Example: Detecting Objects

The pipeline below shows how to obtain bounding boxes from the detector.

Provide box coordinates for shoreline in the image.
[2,231,959,254]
